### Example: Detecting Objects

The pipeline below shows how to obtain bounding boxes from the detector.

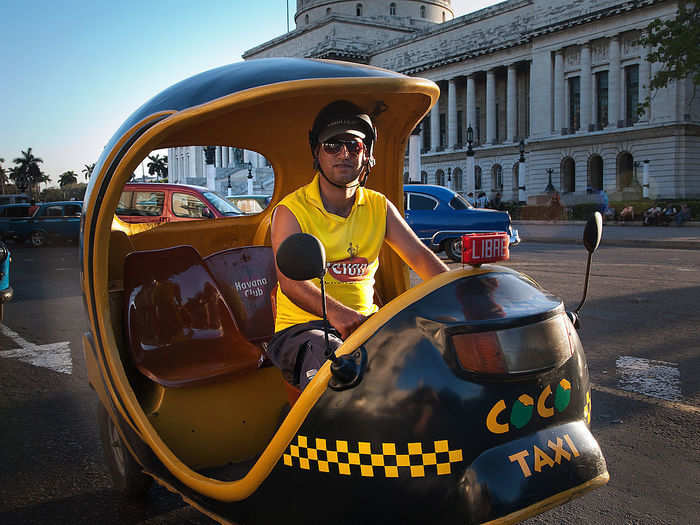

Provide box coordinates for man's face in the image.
[316,133,366,186]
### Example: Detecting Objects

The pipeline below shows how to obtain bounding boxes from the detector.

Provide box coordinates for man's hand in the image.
[327,301,368,339]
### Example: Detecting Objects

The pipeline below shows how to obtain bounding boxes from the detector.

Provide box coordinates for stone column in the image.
[467,75,476,134]
[221,147,229,168]
[580,43,592,132]
[486,69,496,144]
[608,36,621,129]
[228,147,235,167]
[507,64,517,142]
[215,146,222,168]
[430,99,440,151]
[529,53,552,137]
[554,51,565,134]
[408,126,422,183]
[448,78,457,149]
[638,44,651,123]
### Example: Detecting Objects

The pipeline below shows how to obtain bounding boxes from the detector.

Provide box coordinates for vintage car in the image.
[225,194,272,215]
[82,57,607,525]
[6,201,82,247]
[0,203,36,242]
[404,184,520,261]
[0,240,11,320]
[116,183,243,224]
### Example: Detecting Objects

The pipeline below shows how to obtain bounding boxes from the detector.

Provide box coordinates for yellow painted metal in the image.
[84,72,442,501]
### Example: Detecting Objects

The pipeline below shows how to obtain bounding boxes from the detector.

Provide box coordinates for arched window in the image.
[474,166,482,190]
[356,3,363,16]
[420,5,426,18]
[561,157,576,193]
[390,3,396,15]
[326,7,331,15]
[588,154,603,191]
[453,168,463,192]
[305,14,309,24]
[435,169,445,186]
[420,171,428,184]
[491,164,503,191]
[616,152,634,190]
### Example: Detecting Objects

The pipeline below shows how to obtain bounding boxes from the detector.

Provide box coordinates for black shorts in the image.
[266,320,343,390]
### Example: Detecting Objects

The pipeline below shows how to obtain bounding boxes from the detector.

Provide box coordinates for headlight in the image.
[0,244,8,263]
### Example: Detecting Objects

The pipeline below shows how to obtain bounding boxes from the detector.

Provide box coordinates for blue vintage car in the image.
[404,184,520,261]
[12,201,83,247]
[0,241,11,320]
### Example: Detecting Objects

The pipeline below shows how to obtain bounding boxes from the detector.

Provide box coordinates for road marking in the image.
[0,323,72,374]
[591,384,700,415]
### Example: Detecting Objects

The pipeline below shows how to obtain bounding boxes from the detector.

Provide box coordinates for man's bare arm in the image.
[271,205,367,339]
[384,199,449,281]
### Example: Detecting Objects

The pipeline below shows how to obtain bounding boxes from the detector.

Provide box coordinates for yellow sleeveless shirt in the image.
[274,174,387,332]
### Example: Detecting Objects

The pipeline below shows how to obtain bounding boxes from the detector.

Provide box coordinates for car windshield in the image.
[203,191,243,216]
[450,194,473,210]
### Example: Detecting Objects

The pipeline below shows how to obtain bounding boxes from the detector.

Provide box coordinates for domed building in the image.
[178,0,699,204]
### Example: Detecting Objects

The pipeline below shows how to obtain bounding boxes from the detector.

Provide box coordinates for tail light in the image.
[449,314,574,376]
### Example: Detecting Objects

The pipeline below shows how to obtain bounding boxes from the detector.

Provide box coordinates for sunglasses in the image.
[321,140,365,156]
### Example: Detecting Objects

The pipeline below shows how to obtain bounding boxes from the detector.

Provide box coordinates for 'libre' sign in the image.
[461,232,510,265]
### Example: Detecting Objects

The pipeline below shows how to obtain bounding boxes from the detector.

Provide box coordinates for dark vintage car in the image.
[10,201,83,247]
[404,184,520,261]
[0,203,36,242]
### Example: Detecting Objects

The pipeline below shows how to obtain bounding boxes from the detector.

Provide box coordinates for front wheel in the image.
[30,230,46,248]
[97,403,152,498]
[444,238,462,262]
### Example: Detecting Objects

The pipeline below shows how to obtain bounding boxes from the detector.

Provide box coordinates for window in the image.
[475,107,482,144]
[65,204,81,217]
[326,8,331,15]
[436,170,445,186]
[453,168,463,192]
[449,195,471,210]
[474,166,482,190]
[44,206,63,217]
[561,157,575,193]
[421,116,431,151]
[172,193,209,218]
[457,110,463,146]
[420,171,428,184]
[409,194,438,211]
[420,5,426,18]
[356,3,362,16]
[439,113,446,149]
[491,164,503,191]
[116,191,165,216]
[390,3,396,15]
[625,64,639,126]
[305,14,309,24]
[596,71,609,129]
[569,77,581,131]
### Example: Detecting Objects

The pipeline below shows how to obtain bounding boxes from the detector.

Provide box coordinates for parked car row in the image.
[403,184,520,261]
[0,201,83,247]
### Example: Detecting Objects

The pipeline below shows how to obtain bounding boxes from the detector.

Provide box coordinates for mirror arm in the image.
[574,251,592,315]
[319,275,334,361]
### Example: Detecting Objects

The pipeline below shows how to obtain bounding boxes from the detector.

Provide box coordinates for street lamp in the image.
[245,161,254,194]
[227,175,232,197]
[466,126,474,157]
[447,167,451,189]
[545,168,556,193]
[518,139,526,164]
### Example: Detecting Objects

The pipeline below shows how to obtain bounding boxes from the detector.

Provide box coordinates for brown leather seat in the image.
[124,245,262,388]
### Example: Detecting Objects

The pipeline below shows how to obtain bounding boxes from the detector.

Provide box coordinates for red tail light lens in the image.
[451,332,507,374]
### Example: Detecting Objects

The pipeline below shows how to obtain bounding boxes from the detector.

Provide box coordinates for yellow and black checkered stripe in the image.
[283,436,463,478]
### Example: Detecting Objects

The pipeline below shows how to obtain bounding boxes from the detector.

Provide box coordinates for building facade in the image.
[245,0,700,202]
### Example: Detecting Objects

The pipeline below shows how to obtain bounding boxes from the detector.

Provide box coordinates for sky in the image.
[0,1,499,185]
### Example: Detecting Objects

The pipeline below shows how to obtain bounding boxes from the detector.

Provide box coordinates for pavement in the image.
[513,220,700,250]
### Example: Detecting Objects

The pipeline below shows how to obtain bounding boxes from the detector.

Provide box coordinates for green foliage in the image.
[59,170,78,187]
[40,183,87,202]
[146,154,168,179]
[638,1,700,111]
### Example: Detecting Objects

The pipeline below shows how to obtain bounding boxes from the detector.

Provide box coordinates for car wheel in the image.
[30,231,46,248]
[444,238,462,262]
[97,403,152,498]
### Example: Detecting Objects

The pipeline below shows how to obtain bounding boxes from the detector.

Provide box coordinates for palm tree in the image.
[12,148,43,194]
[59,170,78,187]
[0,158,6,195]
[82,163,95,181]
[147,154,168,180]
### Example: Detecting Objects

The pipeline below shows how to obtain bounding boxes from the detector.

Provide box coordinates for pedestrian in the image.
[675,203,691,226]
[466,192,475,206]
[476,191,488,208]
[491,192,503,210]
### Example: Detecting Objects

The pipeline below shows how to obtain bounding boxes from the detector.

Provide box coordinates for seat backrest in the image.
[124,245,261,387]
[204,246,277,344]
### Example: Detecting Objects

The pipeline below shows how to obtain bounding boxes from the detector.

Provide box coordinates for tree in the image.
[0,158,6,195]
[12,148,43,194]
[82,163,95,181]
[146,154,168,180]
[59,170,78,187]
[638,1,700,109]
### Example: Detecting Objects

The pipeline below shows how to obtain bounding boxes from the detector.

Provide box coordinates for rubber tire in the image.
[444,238,462,262]
[97,403,152,498]
[30,230,46,248]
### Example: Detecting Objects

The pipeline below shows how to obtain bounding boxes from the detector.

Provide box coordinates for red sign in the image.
[462,232,510,264]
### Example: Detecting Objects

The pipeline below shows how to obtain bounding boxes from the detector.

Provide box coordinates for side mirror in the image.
[583,211,603,253]
[276,233,326,281]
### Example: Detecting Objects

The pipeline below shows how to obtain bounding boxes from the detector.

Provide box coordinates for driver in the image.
[268,100,448,390]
